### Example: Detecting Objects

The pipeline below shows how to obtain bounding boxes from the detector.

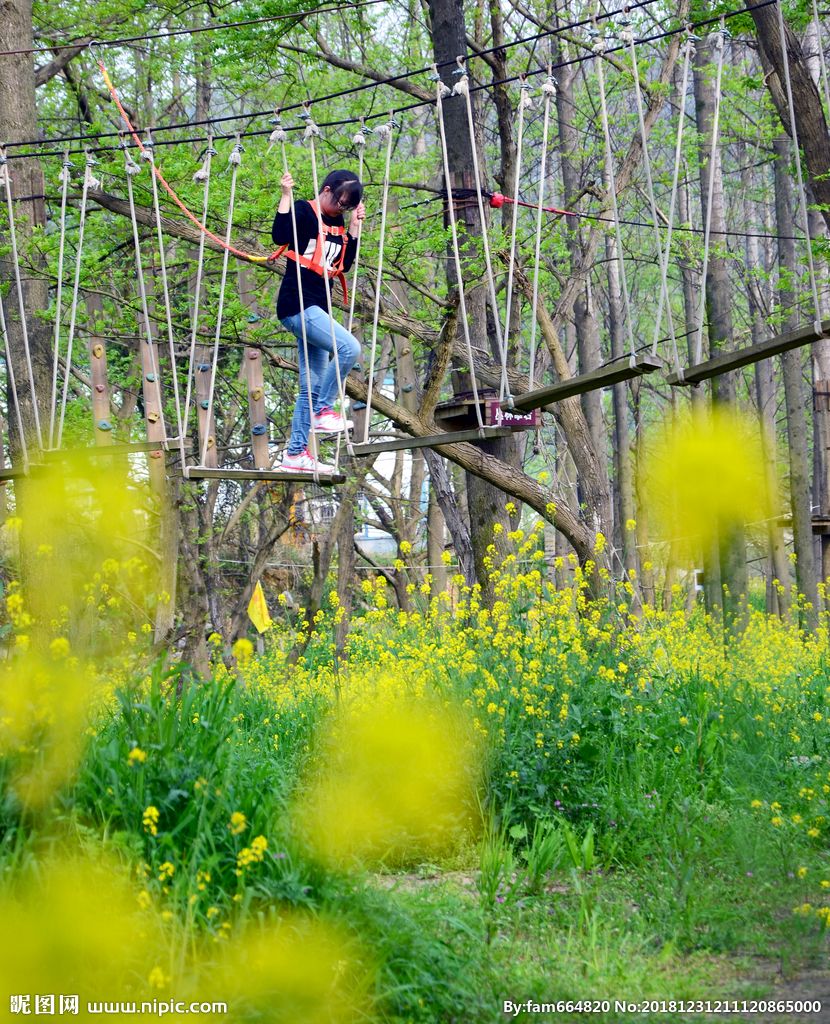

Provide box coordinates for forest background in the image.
[1,0,830,1020]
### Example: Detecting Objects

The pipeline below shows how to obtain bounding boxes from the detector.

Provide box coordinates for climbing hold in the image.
[248,350,259,360]
[251,387,264,402]
[402,383,414,393]
[490,192,506,208]
[97,420,113,431]
[150,450,163,459]
[251,423,267,436]
[198,363,211,372]
[146,373,156,383]
[95,384,105,393]
[147,411,160,423]
[207,436,215,448]
[199,400,210,410]
[92,343,105,358]
[247,313,261,324]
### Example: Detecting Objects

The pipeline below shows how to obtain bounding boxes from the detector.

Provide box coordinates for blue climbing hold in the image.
[251,423,267,436]
[97,420,113,431]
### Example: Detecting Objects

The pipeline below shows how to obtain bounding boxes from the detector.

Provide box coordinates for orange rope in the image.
[98,56,269,264]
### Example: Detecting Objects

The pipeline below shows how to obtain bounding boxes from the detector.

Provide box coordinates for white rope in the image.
[363,118,396,444]
[502,81,533,377]
[347,124,369,336]
[123,142,167,438]
[143,132,186,454]
[183,138,214,448]
[435,73,485,433]
[693,22,727,366]
[593,30,637,363]
[452,66,513,407]
[655,35,694,376]
[776,0,823,334]
[275,122,319,485]
[0,148,43,450]
[48,152,71,448]
[199,137,243,469]
[305,110,354,465]
[622,20,677,362]
[0,285,28,469]
[56,150,98,448]
[528,75,556,393]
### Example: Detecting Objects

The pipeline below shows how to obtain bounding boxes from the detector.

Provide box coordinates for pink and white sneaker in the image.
[312,407,353,434]
[278,448,336,475]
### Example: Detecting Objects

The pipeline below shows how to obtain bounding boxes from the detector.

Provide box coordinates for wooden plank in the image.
[352,426,511,456]
[777,513,830,535]
[509,355,663,412]
[193,339,218,468]
[184,466,345,485]
[86,293,114,447]
[239,267,270,469]
[667,319,830,386]
[42,439,190,460]
[142,268,168,494]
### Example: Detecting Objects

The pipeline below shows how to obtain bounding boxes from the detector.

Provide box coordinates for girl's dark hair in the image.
[321,169,363,209]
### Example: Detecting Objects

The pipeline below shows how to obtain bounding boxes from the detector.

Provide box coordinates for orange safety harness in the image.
[270,199,350,306]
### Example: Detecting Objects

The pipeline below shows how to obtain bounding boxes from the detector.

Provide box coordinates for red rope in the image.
[489,191,577,218]
[98,57,268,264]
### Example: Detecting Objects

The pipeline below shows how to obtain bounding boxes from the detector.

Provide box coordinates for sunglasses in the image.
[326,187,355,211]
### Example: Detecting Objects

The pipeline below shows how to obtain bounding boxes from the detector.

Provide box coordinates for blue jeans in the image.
[280,305,362,455]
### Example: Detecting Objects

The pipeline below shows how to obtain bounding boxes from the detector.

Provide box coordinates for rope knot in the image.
[436,81,451,99]
[518,86,534,111]
[451,75,470,97]
[541,76,557,96]
[83,165,102,191]
[229,141,244,166]
[352,129,368,147]
[303,122,321,141]
[269,126,287,146]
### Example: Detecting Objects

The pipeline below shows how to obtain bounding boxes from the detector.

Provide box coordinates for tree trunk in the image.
[748,0,830,233]
[0,0,52,455]
[693,33,747,622]
[774,135,819,627]
[428,0,517,601]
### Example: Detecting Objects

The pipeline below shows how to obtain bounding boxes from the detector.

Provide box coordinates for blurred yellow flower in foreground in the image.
[295,692,480,867]
[641,407,773,556]
[0,654,93,808]
[0,851,169,1008]
[203,913,375,1024]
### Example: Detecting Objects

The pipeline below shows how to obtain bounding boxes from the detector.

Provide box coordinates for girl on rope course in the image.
[273,169,365,474]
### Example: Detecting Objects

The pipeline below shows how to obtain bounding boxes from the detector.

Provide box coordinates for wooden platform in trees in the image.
[183,466,345,485]
[667,320,830,386]
[509,355,663,412]
[351,426,511,456]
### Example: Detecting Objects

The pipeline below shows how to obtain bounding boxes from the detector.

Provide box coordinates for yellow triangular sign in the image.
[247,580,272,634]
